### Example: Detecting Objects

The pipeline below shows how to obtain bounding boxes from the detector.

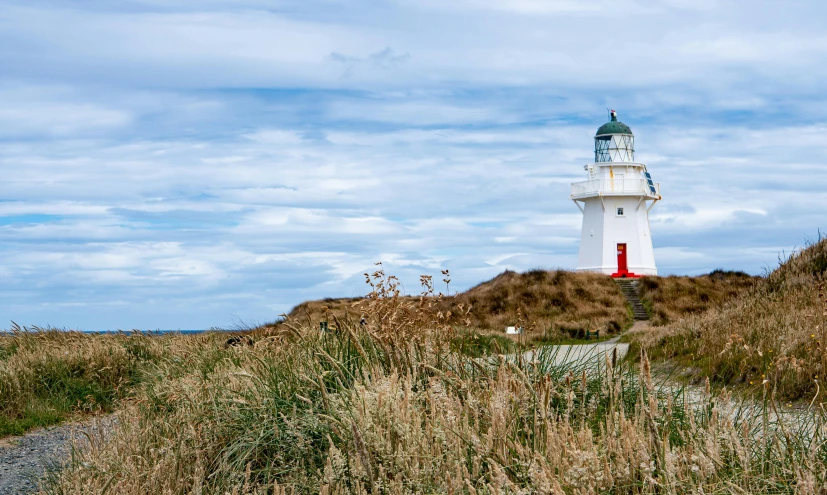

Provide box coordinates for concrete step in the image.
[614,279,649,321]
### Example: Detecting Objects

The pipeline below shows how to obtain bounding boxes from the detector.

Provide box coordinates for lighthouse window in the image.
[616,207,624,216]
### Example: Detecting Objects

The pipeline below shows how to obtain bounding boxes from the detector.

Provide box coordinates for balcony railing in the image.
[570,178,660,199]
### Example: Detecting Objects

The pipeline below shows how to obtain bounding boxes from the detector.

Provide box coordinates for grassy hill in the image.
[635,237,827,399]
[280,270,631,345]
[7,256,827,492]
[280,268,759,344]
[25,264,827,493]
[447,269,627,336]
[638,269,758,326]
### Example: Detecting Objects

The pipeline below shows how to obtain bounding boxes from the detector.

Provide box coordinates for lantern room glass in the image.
[595,134,635,163]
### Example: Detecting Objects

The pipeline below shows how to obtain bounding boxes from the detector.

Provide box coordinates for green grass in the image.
[0,326,201,439]
[0,404,63,437]
[0,363,128,437]
[45,318,827,494]
[0,341,17,361]
[450,330,516,357]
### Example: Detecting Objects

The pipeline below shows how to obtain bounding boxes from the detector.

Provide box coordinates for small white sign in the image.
[505,326,522,335]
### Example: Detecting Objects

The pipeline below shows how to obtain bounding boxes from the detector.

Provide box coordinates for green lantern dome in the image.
[596,110,633,136]
[594,110,635,162]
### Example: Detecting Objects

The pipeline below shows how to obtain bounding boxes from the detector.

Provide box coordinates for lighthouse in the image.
[571,110,660,277]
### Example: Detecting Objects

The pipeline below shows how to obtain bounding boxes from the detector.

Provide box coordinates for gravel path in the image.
[521,339,630,367]
[0,416,115,495]
[515,321,646,368]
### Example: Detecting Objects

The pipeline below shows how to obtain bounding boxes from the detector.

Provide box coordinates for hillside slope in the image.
[447,269,627,337]
[281,268,759,343]
[638,270,758,326]
[40,283,827,493]
[280,270,629,341]
[636,237,827,399]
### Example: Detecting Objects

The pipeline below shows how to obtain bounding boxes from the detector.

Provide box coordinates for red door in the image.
[617,243,628,274]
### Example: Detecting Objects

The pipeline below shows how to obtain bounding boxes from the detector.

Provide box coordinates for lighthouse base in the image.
[610,271,641,279]
[574,195,658,278]
[576,265,657,276]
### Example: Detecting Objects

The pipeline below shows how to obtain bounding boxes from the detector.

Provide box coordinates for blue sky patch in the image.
[0,214,64,225]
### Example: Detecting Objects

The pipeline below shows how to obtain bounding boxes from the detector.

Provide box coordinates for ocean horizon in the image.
[1,329,230,335]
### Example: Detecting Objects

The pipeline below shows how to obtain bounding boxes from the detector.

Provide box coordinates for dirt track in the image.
[0,416,114,495]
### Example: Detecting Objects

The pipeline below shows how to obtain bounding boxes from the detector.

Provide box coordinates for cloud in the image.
[0,84,133,138]
[1,0,824,94]
[1,0,826,329]
[329,47,411,79]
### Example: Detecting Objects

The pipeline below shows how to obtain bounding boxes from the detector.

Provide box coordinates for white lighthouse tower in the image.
[571,110,661,277]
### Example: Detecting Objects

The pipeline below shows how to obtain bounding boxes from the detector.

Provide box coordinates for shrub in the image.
[279,269,632,342]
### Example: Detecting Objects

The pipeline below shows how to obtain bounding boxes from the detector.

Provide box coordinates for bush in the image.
[284,269,632,342]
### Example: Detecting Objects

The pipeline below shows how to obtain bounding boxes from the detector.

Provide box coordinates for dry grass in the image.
[0,326,158,436]
[279,297,363,332]
[448,269,629,339]
[279,269,631,344]
[635,237,827,400]
[38,268,827,494]
[0,325,234,437]
[638,270,759,326]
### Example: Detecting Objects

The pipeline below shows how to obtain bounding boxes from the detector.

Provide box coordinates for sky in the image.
[2,0,826,331]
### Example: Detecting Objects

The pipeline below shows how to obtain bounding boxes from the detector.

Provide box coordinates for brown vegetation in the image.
[281,269,631,343]
[634,237,827,400]
[283,268,762,346]
[41,269,827,494]
[0,326,230,437]
[448,269,629,339]
[282,297,363,331]
[638,270,759,326]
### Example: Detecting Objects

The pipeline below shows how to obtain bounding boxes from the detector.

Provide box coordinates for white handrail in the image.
[570,179,660,197]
